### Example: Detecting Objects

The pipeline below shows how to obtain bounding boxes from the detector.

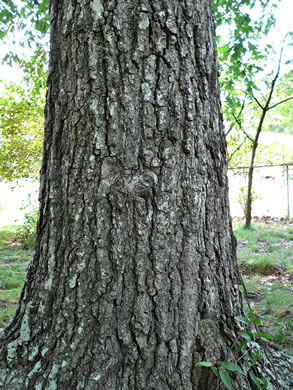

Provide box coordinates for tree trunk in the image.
[244,148,256,229]
[244,52,284,229]
[0,1,246,388]
[244,110,266,229]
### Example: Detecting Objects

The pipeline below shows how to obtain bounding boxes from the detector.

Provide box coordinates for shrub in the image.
[16,207,38,249]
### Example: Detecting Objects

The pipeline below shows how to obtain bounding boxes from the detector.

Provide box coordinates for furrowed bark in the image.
[0,1,252,389]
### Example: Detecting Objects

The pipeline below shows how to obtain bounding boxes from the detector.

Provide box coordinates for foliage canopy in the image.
[0,82,45,181]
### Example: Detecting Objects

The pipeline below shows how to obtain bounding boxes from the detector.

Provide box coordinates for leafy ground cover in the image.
[0,221,292,356]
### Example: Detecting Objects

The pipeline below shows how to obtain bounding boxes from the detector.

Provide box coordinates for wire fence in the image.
[1,165,292,224]
[228,164,293,219]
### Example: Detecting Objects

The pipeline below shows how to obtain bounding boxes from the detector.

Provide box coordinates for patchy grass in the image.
[235,222,293,353]
[241,275,263,293]
[0,225,31,329]
[0,225,19,249]
[0,225,32,263]
[235,223,293,275]
[262,287,293,315]
[0,288,22,302]
[0,264,27,289]
[0,306,18,329]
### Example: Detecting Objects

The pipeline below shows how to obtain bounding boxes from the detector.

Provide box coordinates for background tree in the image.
[0,1,48,183]
[0,0,48,182]
[213,0,279,127]
[0,0,49,77]
[245,52,293,226]
[0,81,45,181]
[226,50,293,227]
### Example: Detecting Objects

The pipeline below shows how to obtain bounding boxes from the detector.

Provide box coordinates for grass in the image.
[0,264,27,289]
[235,222,293,353]
[0,288,22,327]
[234,223,293,275]
[241,275,263,293]
[0,225,18,249]
[0,306,18,329]
[0,288,22,302]
[262,288,293,314]
[0,225,32,329]
[0,225,32,263]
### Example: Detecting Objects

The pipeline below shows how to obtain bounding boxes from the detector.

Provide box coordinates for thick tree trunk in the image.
[0,1,247,389]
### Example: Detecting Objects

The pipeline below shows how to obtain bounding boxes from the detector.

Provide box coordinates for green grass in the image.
[0,306,17,329]
[0,288,22,327]
[235,222,293,352]
[257,287,293,349]
[0,225,32,329]
[262,288,293,314]
[0,288,22,302]
[239,250,293,274]
[241,274,261,290]
[0,225,19,249]
[235,223,293,275]
[0,264,27,289]
[0,225,32,263]
[234,223,293,242]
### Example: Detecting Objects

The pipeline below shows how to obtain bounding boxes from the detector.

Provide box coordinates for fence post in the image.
[286,164,290,219]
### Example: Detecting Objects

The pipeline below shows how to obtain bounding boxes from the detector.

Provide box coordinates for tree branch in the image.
[268,96,293,110]
[253,46,284,113]
[264,46,284,109]
[225,95,247,137]
[227,140,245,163]
[241,127,254,143]
[253,94,264,110]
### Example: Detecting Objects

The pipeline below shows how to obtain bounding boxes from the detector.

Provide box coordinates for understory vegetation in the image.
[0,225,32,329]
[234,221,293,354]
[0,221,292,356]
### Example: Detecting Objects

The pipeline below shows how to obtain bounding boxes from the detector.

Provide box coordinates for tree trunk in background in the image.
[244,151,255,228]
[0,1,246,388]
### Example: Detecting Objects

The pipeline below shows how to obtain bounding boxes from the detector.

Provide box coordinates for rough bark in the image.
[0,1,248,389]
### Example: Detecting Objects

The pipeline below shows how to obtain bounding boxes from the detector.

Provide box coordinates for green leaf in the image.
[196,361,213,367]
[235,315,250,324]
[221,362,244,374]
[252,349,262,362]
[254,332,272,340]
[249,371,262,389]
[219,369,232,390]
[263,376,268,386]
[237,339,248,352]
[211,367,219,377]
[253,316,262,325]
[247,353,255,364]
[241,332,253,341]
